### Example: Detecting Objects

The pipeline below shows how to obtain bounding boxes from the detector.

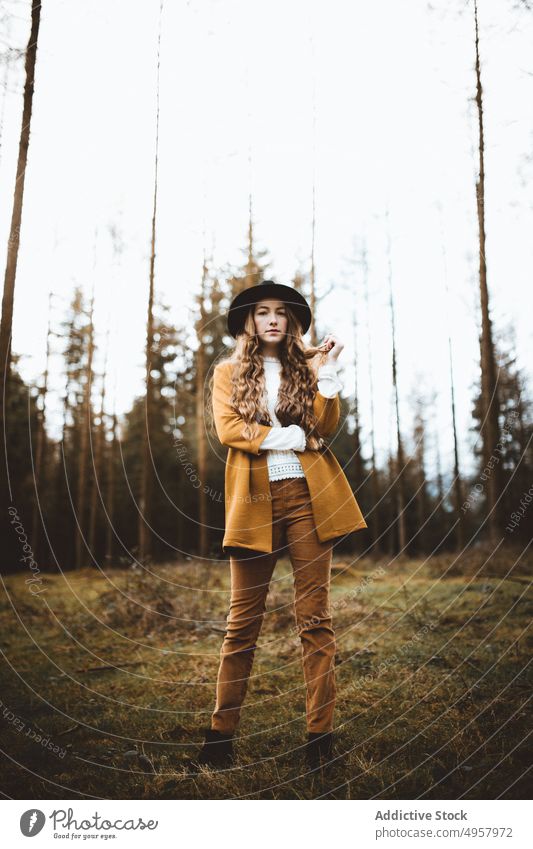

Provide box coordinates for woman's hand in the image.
[320,334,344,363]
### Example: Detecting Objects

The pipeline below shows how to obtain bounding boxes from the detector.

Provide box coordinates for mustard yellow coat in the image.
[212,360,368,554]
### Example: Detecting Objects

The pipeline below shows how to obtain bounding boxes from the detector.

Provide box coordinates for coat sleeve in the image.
[212,363,273,454]
[313,393,340,438]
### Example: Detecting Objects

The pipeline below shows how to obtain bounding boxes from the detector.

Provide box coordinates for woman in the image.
[190,279,367,773]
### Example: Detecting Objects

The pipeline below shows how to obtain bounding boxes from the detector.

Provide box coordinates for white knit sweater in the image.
[259,355,343,481]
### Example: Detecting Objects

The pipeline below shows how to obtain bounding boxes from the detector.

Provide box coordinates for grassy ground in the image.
[0,544,531,799]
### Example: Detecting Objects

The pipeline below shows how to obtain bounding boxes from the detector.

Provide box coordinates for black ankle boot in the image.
[187,728,235,770]
[305,731,333,772]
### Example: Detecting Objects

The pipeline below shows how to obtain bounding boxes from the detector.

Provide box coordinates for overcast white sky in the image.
[1,0,532,480]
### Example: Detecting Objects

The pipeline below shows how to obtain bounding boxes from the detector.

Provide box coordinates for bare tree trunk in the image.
[139,0,164,563]
[386,449,397,557]
[434,426,444,505]
[449,329,464,551]
[139,202,156,563]
[473,0,501,541]
[361,238,379,552]
[105,408,118,565]
[244,193,257,289]
[386,216,406,554]
[438,201,465,551]
[88,329,109,561]
[195,255,209,557]
[0,0,41,519]
[308,58,318,346]
[31,292,53,561]
[351,308,364,483]
[75,290,95,569]
[351,305,365,555]
[309,177,318,346]
[412,398,429,554]
[56,318,75,567]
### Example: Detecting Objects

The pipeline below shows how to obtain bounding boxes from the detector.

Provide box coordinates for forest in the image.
[0,0,531,801]
[0,1,531,572]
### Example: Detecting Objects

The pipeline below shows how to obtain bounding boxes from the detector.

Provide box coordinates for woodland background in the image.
[0,1,531,571]
[0,0,531,800]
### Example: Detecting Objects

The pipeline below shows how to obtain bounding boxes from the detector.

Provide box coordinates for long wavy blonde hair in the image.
[206,302,332,451]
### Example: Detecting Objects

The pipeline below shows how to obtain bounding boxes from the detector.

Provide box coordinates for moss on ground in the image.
[0,547,531,799]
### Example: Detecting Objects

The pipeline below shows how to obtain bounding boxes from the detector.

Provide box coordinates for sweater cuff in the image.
[317,360,343,398]
[259,424,306,451]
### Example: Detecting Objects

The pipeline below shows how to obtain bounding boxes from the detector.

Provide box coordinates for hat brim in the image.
[227,281,311,339]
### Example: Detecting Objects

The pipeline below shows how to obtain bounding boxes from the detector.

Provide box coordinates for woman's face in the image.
[253,299,288,350]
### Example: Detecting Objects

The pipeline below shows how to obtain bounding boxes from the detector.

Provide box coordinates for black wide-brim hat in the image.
[227,280,312,339]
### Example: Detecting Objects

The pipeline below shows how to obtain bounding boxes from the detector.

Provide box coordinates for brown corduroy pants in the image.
[211,476,336,735]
